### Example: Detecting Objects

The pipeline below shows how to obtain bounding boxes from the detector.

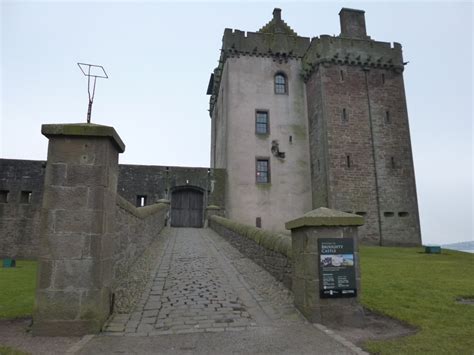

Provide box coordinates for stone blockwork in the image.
[209,215,292,289]
[303,9,421,246]
[0,159,225,259]
[0,159,45,259]
[118,164,225,209]
[112,196,168,313]
[34,124,124,336]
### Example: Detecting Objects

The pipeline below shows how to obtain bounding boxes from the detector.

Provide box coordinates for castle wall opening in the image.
[171,187,204,228]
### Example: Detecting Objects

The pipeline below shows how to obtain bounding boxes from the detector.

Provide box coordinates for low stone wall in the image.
[209,215,292,289]
[112,196,168,312]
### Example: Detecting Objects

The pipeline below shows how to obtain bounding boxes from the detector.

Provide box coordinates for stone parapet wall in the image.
[209,215,292,289]
[0,159,45,259]
[112,195,168,311]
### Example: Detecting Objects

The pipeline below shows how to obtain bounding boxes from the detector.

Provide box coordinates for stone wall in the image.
[0,159,225,259]
[112,196,168,312]
[209,215,292,289]
[0,159,45,259]
[118,164,225,209]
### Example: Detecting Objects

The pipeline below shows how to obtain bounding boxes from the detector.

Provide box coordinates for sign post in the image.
[285,207,365,326]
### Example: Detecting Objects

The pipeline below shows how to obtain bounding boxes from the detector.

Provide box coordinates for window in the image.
[346,155,352,168]
[398,212,409,217]
[256,217,262,228]
[0,190,8,203]
[384,212,394,217]
[382,73,385,84]
[256,158,270,183]
[385,110,391,124]
[342,108,348,122]
[20,191,32,204]
[340,70,344,81]
[255,111,269,134]
[391,157,396,169]
[274,73,287,94]
[136,195,147,207]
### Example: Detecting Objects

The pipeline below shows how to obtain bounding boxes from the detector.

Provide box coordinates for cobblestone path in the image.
[89,228,361,354]
[104,228,283,336]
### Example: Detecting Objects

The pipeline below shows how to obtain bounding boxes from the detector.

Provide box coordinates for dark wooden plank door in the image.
[171,189,204,227]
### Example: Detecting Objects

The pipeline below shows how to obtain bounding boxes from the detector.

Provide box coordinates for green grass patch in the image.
[0,345,28,355]
[0,260,37,319]
[360,247,474,354]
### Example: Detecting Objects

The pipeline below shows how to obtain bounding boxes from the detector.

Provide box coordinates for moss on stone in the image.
[285,207,364,230]
[116,195,168,219]
[41,123,126,153]
[210,215,292,258]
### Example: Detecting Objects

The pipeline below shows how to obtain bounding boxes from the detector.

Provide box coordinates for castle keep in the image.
[0,8,421,261]
[208,8,421,245]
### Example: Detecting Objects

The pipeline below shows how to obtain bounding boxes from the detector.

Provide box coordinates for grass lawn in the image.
[0,260,37,319]
[1,250,473,354]
[360,247,474,354]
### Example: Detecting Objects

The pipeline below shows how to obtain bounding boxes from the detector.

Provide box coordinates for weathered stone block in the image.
[66,165,107,187]
[54,210,104,234]
[34,290,80,320]
[52,259,99,289]
[42,186,88,210]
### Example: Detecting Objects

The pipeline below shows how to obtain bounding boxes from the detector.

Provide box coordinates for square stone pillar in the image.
[33,123,125,336]
[286,207,365,327]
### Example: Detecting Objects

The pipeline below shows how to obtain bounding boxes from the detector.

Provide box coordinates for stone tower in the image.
[208,8,421,246]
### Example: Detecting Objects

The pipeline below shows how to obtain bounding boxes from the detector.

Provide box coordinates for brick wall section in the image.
[367,68,421,246]
[305,64,421,246]
[209,215,292,289]
[0,159,45,258]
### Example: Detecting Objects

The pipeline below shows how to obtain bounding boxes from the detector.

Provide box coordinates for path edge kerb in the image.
[313,323,369,355]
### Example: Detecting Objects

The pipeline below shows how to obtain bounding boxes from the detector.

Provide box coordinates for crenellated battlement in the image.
[302,35,405,81]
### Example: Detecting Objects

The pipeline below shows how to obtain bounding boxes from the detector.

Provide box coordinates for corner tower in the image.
[303,8,421,245]
[207,9,313,232]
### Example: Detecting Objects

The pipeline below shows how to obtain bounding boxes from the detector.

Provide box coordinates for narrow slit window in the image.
[256,217,262,228]
[136,195,147,207]
[289,135,293,143]
[385,110,391,124]
[274,73,287,94]
[342,108,347,122]
[20,191,32,204]
[0,190,8,203]
[340,70,344,81]
[255,111,269,135]
[346,155,351,168]
[398,212,409,217]
[382,73,385,84]
[256,159,270,183]
[391,157,396,169]
[384,212,394,217]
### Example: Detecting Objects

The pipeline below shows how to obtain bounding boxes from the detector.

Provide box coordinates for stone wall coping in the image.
[285,207,364,230]
[206,205,221,210]
[156,199,170,205]
[41,123,126,153]
[210,215,292,258]
[116,194,168,219]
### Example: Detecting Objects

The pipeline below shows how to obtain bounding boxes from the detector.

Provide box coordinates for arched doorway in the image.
[170,187,204,227]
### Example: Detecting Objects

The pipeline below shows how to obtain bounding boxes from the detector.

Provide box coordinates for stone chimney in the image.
[273,8,282,21]
[339,8,368,39]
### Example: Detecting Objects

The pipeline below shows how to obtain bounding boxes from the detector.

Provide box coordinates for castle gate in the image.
[170,187,204,227]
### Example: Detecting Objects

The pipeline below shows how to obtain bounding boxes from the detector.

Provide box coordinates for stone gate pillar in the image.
[285,207,365,326]
[33,123,125,336]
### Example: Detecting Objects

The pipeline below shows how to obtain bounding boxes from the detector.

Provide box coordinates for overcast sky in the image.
[1,1,472,245]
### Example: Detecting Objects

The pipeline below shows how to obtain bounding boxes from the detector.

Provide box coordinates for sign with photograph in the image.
[318,238,357,298]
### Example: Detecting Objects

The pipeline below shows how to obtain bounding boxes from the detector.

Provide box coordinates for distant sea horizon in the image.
[440,240,474,254]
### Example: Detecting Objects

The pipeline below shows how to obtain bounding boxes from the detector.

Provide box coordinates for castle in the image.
[207,8,421,246]
[0,8,421,259]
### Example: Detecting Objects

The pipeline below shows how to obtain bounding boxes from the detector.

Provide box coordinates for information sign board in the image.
[319,238,357,298]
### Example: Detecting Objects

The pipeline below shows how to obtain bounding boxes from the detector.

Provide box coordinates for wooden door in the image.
[171,188,204,227]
